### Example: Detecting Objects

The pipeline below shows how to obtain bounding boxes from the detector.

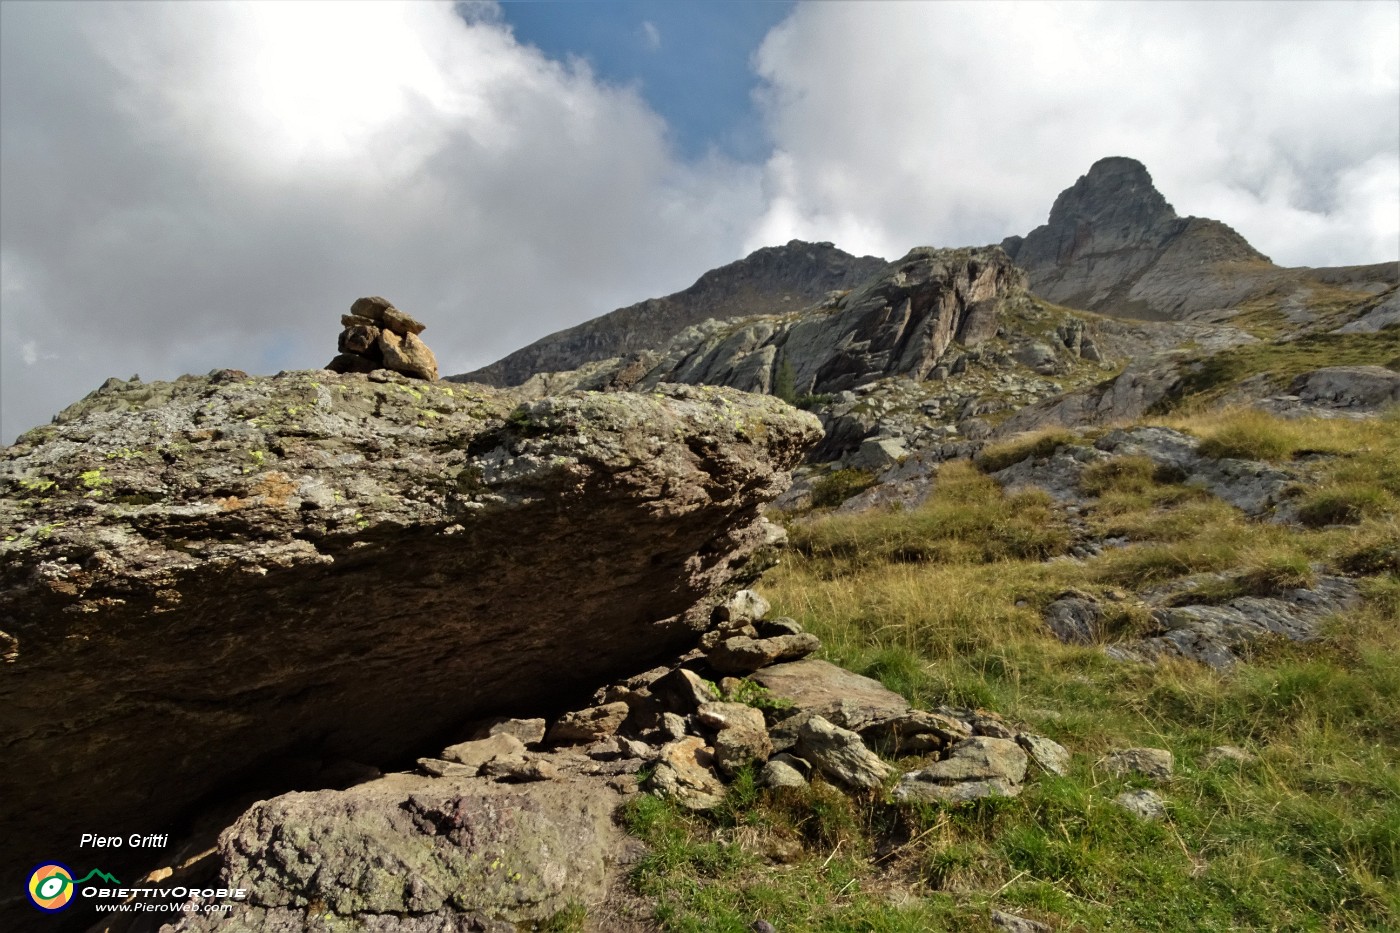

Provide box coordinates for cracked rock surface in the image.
[0,371,820,898]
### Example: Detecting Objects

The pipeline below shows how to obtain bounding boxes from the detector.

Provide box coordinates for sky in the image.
[1,0,1397,443]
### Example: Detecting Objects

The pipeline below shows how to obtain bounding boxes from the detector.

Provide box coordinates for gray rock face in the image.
[1106,575,1361,670]
[1003,157,1270,319]
[1289,366,1400,410]
[633,247,1028,398]
[0,374,820,897]
[458,240,887,387]
[1004,157,1397,323]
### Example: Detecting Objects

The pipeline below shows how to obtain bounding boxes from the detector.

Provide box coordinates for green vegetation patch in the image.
[1151,329,1400,414]
[686,408,1400,932]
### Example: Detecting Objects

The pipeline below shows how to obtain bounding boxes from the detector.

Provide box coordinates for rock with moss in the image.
[0,371,820,897]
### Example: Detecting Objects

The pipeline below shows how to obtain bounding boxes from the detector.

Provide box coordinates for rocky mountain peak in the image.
[1003,156,1274,318]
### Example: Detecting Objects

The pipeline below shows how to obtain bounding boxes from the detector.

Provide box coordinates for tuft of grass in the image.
[974,428,1080,473]
[794,461,1072,568]
[729,410,1400,932]
[1194,409,1313,461]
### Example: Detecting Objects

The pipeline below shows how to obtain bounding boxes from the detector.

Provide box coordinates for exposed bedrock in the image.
[634,246,1028,401]
[0,371,820,913]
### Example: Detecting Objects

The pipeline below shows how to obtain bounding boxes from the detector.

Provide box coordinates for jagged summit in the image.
[458,239,886,387]
[1002,157,1272,318]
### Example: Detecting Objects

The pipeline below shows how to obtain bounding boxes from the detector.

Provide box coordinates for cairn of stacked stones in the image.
[326,296,439,380]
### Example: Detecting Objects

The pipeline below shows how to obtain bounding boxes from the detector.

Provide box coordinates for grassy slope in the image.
[624,408,1399,932]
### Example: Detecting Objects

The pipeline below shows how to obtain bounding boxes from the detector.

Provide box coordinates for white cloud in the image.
[641,20,661,53]
[2,0,1396,443]
[0,1,763,440]
[748,0,1400,268]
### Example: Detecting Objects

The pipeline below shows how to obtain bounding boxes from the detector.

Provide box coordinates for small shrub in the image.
[810,468,876,509]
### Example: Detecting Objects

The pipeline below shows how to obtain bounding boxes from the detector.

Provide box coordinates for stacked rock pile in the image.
[410,590,1070,809]
[326,296,439,380]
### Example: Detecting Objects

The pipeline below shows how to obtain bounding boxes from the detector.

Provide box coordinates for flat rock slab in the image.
[750,659,911,731]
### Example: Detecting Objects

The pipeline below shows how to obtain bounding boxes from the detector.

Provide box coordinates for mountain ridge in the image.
[458,240,887,387]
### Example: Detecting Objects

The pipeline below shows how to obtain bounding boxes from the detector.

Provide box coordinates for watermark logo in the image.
[26,863,120,912]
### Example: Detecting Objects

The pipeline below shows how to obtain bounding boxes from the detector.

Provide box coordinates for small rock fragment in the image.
[478,717,548,746]
[707,633,822,675]
[1101,747,1174,781]
[698,702,772,777]
[1201,745,1255,767]
[1114,788,1167,821]
[1016,734,1071,777]
[714,590,771,625]
[546,701,630,745]
[647,736,726,810]
[991,908,1052,933]
[652,668,718,715]
[440,732,526,771]
[758,758,808,789]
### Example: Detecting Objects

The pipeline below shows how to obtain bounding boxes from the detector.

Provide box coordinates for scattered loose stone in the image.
[481,756,559,783]
[1201,745,1256,767]
[991,908,1052,933]
[652,668,719,714]
[756,616,806,637]
[440,733,526,772]
[894,737,1028,803]
[861,709,972,756]
[796,715,892,791]
[477,717,547,746]
[660,712,689,741]
[970,711,1017,739]
[546,701,630,745]
[896,775,1021,803]
[1016,734,1071,777]
[751,659,911,732]
[758,758,808,789]
[706,632,822,674]
[648,736,726,810]
[698,702,772,777]
[1101,747,1174,781]
[1114,788,1167,821]
[714,589,771,625]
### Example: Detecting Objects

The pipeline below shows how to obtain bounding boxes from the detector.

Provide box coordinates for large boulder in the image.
[0,372,820,912]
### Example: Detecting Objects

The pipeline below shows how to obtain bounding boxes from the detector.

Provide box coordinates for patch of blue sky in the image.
[492,1,795,162]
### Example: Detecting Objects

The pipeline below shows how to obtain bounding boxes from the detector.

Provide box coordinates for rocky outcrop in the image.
[0,370,820,913]
[458,240,887,387]
[327,296,439,380]
[630,247,1028,399]
[1004,157,1397,321]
